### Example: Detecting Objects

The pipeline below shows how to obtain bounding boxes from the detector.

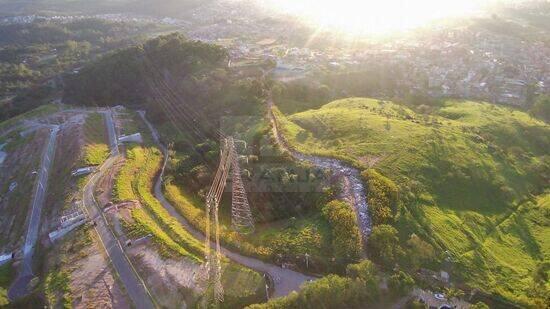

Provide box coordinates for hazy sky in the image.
[260,0,516,35]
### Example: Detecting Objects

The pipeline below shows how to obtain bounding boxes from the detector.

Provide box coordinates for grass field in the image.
[82,112,109,166]
[275,97,550,306]
[0,103,65,133]
[114,144,203,261]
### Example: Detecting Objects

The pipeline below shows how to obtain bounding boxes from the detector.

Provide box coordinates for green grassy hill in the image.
[275,97,550,306]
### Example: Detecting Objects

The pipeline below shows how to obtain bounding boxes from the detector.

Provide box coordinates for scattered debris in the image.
[126,234,152,247]
[103,200,140,213]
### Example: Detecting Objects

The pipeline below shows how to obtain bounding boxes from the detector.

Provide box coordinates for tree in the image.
[361,169,398,225]
[405,234,436,269]
[248,274,376,309]
[388,271,415,296]
[346,259,377,282]
[367,224,403,269]
[529,95,550,123]
[322,200,362,261]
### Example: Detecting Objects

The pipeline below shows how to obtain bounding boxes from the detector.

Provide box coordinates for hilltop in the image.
[275,97,549,306]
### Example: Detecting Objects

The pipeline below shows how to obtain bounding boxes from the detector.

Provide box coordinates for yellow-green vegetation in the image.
[362,169,398,225]
[114,120,265,305]
[248,259,381,309]
[44,270,72,309]
[82,112,109,165]
[218,263,266,309]
[0,263,14,306]
[114,144,203,261]
[321,200,362,261]
[275,97,550,306]
[252,214,331,262]
[43,227,93,309]
[163,183,271,259]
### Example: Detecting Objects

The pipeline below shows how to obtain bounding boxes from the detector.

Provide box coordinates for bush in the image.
[470,302,489,309]
[247,274,376,309]
[361,169,398,225]
[321,200,362,261]
[367,224,403,269]
[388,271,415,297]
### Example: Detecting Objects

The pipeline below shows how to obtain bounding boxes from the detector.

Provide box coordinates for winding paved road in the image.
[80,110,155,309]
[267,97,372,247]
[138,111,314,298]
[9,125,59,300]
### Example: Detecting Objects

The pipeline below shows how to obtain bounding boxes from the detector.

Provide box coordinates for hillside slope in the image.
[275,97,550,306]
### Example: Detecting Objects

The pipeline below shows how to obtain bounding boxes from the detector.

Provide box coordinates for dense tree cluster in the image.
[321,200,362,261]
[361,169,399,225]
[248,260,381,309]
[529,94,550,123]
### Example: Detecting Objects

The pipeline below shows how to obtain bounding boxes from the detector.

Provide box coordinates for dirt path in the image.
[267,97,372,247]
[138,111,315,298]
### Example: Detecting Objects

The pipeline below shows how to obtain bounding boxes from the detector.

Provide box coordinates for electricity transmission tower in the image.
[196,136,254,305]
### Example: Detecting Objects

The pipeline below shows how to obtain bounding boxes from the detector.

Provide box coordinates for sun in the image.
[264,0,489,36]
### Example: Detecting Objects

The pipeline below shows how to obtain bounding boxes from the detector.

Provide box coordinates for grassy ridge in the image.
[114,144,202,261]
[0,104,65,132]
[276,97,550,305]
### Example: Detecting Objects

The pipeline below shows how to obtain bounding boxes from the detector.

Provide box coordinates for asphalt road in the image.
[9,125,59,300]
[80,111,154,309]
[138,111,315,298]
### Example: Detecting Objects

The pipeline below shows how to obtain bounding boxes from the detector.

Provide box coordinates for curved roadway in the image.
[81,110,155,309]
[138,111,314,298]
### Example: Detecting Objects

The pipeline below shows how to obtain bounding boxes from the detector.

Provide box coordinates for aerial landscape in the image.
[0,0,548,308]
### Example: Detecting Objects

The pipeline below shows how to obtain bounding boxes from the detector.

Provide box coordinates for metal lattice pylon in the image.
[195,137,255,306]
[229,137,255,233]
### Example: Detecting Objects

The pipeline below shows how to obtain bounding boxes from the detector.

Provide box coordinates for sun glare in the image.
[265,0,490,36]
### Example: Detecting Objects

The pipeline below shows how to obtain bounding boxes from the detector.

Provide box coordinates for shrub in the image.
[404,234,436,269]
[322,200,362,261]
[367,224,403,269]
[361,169,398,225]
[247,274,375,309]
[388,271,415,297]
[470,302,489,309]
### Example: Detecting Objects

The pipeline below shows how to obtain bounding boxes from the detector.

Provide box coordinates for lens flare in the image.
[264,0,489,35]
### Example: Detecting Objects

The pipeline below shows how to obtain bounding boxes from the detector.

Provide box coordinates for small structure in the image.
[71,166,94,177]
[118,133,143,144]
[0,253,14,266]
[0,143,6,165]
[49,219,87,242]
